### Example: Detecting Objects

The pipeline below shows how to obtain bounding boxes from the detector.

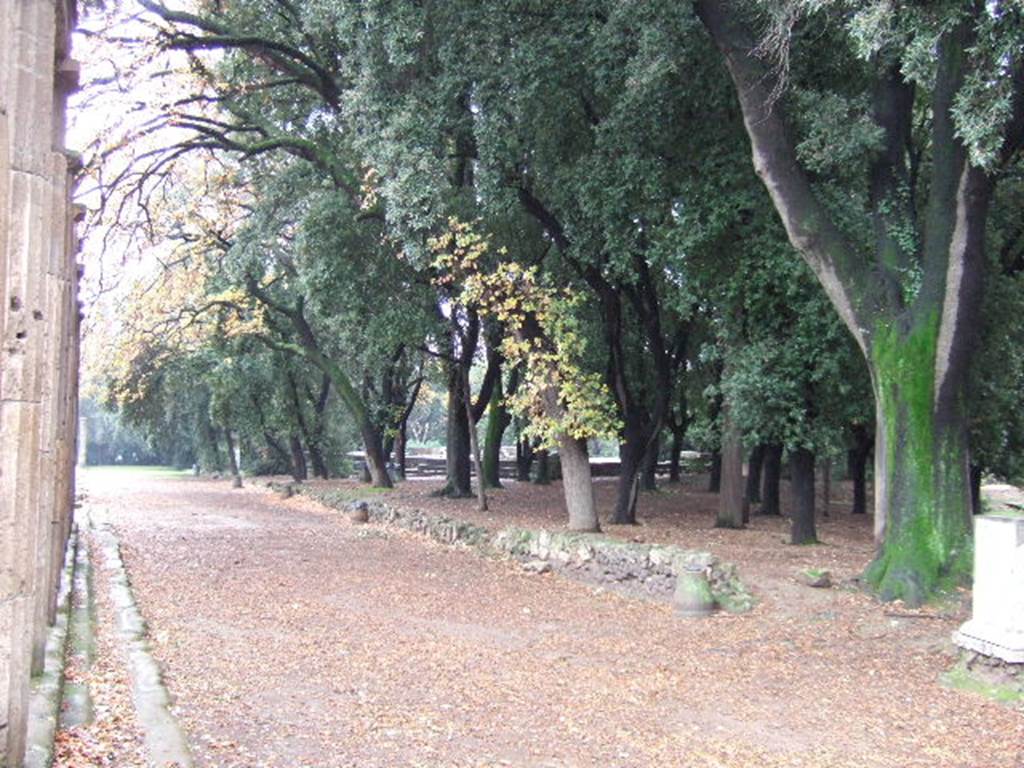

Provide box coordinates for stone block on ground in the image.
[522,560,552,575]
[798,569,832,588]
[347,501,369,524]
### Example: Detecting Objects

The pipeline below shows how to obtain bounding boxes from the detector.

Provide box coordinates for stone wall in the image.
[293,486,755,614]
[0,2,81,765]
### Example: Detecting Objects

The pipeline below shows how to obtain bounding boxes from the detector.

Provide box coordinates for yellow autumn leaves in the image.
[97,254,268,408]
[430,218,620,449]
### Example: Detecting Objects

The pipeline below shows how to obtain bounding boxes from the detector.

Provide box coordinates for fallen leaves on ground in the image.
[71,470,1023,768]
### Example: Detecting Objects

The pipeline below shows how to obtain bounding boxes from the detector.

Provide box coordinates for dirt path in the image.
[76,469,1023,768]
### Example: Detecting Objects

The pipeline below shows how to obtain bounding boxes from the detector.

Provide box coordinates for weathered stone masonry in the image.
[0,2,80,766]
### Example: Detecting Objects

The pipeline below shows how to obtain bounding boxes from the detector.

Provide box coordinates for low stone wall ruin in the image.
[291,485,755,614]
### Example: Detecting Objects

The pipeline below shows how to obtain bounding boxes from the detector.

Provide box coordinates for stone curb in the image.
[24,527,78,768]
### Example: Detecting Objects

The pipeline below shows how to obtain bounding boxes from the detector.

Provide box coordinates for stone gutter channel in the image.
[60,534,95,730]
[24,520,193,768]
[92,523,193,768]
[281,484,756,615]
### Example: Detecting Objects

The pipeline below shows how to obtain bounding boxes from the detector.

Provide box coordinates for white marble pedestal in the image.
[953,515,1024,663]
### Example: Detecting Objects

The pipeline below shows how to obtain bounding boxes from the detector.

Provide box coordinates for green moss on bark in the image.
[866,314,972,605]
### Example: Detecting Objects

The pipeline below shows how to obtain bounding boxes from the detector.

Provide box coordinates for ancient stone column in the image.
[41,60,81,645]
[1,2,79,765]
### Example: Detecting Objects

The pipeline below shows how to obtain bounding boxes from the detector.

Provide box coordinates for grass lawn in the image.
[80,465,190,478]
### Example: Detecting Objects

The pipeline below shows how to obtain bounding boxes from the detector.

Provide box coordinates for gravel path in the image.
[77,469,1024,768]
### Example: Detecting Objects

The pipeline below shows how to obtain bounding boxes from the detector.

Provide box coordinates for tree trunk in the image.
[696,0,1003,604]
[516,435,534,481]
[641,432,660,491]
[869,347,972,598]
[224,429,242,488]
[307,374,331,479]
[393,423,407,481]
[850,450,868,516]
[533,449,551,485]
[443,367,473,497]
[864,322,974,604]
[458,366,485,512]
[708,451,722,493]
[250,392,291,474]
[715,415,747,528]
[668,428,684,483]
[284,368,321,479]
[970,463,983,516]
[201,417,224,473]
[612,429,645,524]
[390,374,422,483]
[360,420,393,488]
[849,425,872,515]
[257,294,392,489]
[462,365,488,511]
[307,441,328,479]
[761,444,783,516]
[821,457,831,518]
[559,435,600,532]
[790,447,817,544]
[260,431,292,473]
[745,444,765,505]
[288,434,307,482]
[482,377,509,489]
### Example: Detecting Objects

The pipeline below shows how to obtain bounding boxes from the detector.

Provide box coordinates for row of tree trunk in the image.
[716,437,874,544]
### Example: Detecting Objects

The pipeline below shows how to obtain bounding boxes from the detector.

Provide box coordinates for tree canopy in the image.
[76,0,1024,606]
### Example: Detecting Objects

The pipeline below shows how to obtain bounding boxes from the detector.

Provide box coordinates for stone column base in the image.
[953,621,1024,664]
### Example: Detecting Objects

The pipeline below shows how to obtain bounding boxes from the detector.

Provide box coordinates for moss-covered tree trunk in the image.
[393,423,407,481]
[307,441,329,480]
[200,416,224,473]
[320,355,391,488]
[307,374,331,479]
[359,420,393,488]
[821,458,831,518]
[865,319,973,604]
[969,464,983,516]
[460,365,488,512]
